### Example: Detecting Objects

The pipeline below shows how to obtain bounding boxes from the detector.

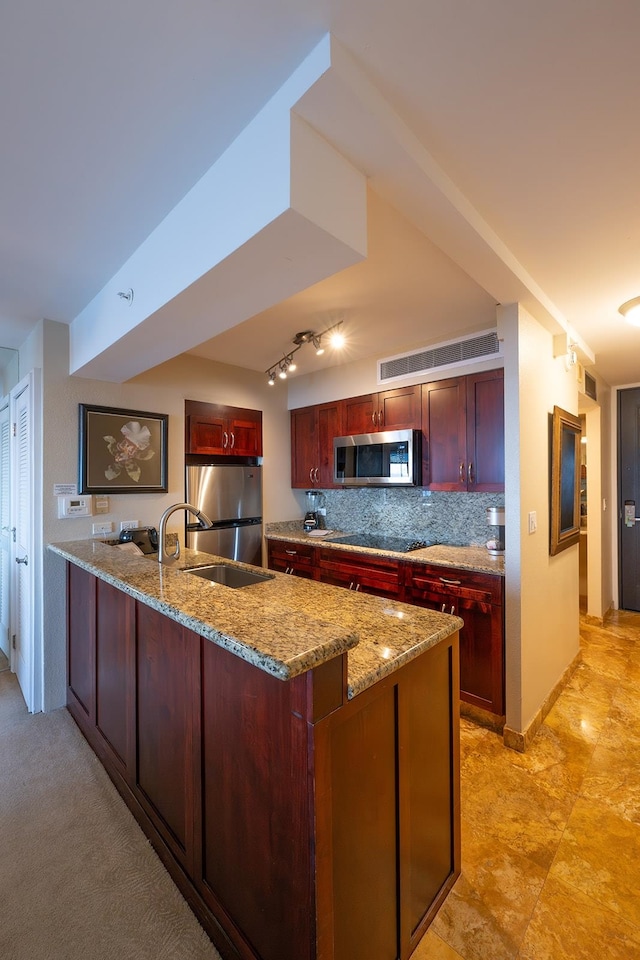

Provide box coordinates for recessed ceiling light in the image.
[618,296,640,327]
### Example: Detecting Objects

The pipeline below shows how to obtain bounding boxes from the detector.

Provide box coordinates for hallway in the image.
[417,610,640,959]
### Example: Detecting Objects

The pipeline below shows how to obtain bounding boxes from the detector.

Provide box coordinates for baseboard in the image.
[460,701,505,734]
[502,647,582,753]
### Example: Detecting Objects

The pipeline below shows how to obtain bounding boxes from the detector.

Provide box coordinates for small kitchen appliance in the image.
[486,506,505,555]
[303,490,323,531]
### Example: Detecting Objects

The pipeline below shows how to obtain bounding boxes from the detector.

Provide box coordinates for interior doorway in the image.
[618,385,640,611]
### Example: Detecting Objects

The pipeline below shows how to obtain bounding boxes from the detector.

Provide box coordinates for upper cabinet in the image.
[342,385,421,435]
[289,371,503,492]
[185,400,262,458]
[421,369,504,492]
[291,401,342,488]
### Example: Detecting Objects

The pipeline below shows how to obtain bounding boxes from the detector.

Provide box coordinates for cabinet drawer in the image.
[267,540,316,577]
[317,548,401,598]
[404,563,503,605]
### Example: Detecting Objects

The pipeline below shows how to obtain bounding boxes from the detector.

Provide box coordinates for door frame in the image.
[10,369,42,712]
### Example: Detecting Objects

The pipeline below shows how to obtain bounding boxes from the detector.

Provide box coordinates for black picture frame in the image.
[550,405,582,555]
[79,404,168,494]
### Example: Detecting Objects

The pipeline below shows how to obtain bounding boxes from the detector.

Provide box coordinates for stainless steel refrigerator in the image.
[185,464,263,565]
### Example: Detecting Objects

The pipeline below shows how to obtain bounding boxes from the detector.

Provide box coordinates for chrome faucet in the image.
[158,502,214,565]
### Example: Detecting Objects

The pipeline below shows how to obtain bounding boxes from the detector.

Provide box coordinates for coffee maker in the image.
[303,490,322,531]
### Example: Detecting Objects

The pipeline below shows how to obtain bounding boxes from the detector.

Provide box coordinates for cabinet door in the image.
[187,414,227,454]
[95,579,135,779]
[342,394,377,435]
[421,378,467,490]
[228,416,262,457]
[316,401,342,486]
[135,603,201,872]
[67,563,96,724]
[455,597,504,715]
[377,385,421,431]
[290,406,319,487]
[466,370,504,492]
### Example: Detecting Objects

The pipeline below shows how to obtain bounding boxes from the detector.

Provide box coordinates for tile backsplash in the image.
[294,488,505,546]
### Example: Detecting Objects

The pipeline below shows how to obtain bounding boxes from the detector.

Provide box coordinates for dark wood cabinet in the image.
[95,579,135,779]
[67,567,136,780]
[65,561,460,960]
[421,369,504,491]
[186,399,262,457]
[290,400,342,488]
[342,384,421,435]
[134,604,201,873]
[267,538,316,577]
[266,539,505,718]
[316,546,402,598]
[404,562,504,717]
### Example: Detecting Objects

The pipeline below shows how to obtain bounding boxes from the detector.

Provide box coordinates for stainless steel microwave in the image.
[333,429,420,486]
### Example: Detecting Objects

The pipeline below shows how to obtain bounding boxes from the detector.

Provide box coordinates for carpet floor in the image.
[0,671,222,960]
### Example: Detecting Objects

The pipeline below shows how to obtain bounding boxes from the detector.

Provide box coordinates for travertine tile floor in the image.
[415,610,640,960]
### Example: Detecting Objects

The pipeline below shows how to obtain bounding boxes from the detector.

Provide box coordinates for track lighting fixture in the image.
[264,321,344,386]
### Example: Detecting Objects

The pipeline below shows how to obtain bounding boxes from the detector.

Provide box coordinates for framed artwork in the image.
[78,404,168,494]
[550,405,582,555]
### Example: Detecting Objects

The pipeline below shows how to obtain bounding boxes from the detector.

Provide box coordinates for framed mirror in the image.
[550,405,582,555]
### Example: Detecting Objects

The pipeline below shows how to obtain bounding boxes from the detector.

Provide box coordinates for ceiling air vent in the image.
[378,329,502,385]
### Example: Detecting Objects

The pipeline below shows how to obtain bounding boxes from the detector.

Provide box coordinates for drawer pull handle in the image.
[441,603,446,612]
[439,577,461,585]
[285,550,297,555]
[450,605,455,615]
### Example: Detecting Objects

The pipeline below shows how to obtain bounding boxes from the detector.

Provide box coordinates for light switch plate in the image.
[528,511,537,534]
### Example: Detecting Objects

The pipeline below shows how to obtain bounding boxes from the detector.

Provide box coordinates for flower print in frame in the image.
[78,404,168,494]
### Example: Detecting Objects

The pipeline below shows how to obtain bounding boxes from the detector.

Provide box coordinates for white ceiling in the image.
[2,0,639,386]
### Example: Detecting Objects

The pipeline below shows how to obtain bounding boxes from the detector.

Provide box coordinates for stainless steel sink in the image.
[182,564,274,588]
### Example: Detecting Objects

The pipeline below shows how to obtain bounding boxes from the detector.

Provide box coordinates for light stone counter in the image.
[265,525,505,576]
[49,539,462,699]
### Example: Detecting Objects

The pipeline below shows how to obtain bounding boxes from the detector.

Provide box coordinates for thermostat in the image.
[58,495,93,519]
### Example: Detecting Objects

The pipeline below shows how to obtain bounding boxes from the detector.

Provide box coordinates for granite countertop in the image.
[49,539,462,699]
[265,525,505,576]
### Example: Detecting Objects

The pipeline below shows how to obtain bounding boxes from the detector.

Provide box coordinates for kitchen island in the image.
[50,539,462,960]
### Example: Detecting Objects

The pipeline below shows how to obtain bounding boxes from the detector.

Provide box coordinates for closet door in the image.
[0,399,10,664]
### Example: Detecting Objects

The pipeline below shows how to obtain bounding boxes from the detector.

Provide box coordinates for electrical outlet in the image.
[92,521,114,536]
[120,520,140,531]
[528,511,537,534]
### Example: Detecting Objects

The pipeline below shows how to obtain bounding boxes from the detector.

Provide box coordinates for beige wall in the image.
[501,304,581,733]
[41,319,297,709]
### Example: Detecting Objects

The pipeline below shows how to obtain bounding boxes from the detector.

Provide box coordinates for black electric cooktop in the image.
[330,533,432,553]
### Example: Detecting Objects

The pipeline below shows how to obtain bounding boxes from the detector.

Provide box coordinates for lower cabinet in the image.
[66,562,460,960]
[404,563,504,717]
[266,539,505,718]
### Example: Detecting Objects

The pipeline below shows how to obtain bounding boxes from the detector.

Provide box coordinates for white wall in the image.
[40,319,296,710]
[501,304,581,733]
